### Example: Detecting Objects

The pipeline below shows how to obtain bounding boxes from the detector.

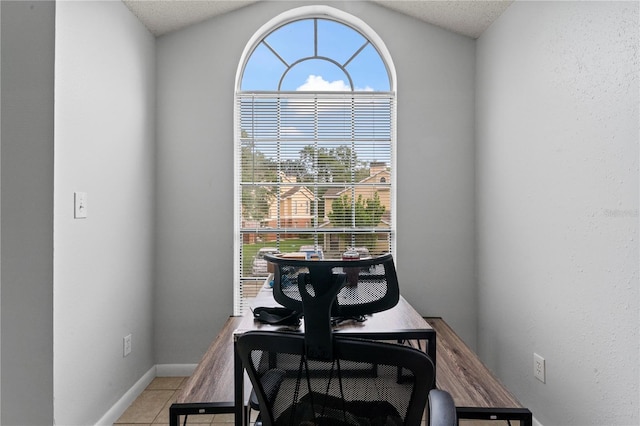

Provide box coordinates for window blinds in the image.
[236,91,394,314]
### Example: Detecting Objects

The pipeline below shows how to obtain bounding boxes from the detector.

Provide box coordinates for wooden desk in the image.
[232,287,437,426]
[169,316,240,426]
[169,307,532,426]
[425,318,533,426]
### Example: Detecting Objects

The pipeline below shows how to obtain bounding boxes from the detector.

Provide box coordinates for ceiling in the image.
[122,0,513,39]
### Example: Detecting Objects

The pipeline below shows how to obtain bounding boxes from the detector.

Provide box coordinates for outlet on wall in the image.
[124,334,132,357]
[533,352,545,383]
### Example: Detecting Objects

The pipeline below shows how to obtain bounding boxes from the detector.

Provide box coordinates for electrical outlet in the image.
[124,334,132,357]
[534,353,545,383]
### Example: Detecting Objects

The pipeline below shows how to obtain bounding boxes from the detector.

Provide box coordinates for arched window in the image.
[234,6,396,314]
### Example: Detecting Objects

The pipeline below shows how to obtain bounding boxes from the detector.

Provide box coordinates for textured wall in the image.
[54,2,156,424]
[476,1,639,424]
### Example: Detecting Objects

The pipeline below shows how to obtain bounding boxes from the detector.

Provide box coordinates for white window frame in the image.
[233,5,397,315]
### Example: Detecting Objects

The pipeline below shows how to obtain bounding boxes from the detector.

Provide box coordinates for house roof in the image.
[281,185,314,200]
[359,169,390,184]
[323,170,391,199]
[323,187,345,199]
[280,186,301,199]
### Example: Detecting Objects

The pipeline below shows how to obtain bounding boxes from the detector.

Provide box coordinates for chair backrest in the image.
[264,253,400,359]
[265,253,399,318]
[237,331,435,426]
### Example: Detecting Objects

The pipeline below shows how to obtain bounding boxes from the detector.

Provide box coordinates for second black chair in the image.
[237,330,443,426]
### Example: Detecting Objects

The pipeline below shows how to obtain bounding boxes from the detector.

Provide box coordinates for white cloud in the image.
[295,75,374,92]
[284,75,376,128]
[297,75,350,91]
[280,126,303,136]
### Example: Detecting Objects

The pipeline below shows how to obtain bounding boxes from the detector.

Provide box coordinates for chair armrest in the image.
[428,389,457,426]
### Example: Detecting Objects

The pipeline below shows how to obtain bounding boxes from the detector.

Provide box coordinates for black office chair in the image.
[264,254,400,360]
[237,331,456,426]
[265,253,399,316]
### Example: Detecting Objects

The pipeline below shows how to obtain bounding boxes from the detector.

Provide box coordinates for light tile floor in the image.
[114,377,516,426]
[114,377,237,426]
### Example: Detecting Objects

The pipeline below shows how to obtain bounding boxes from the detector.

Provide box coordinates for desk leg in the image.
[234,339,244,426]
[169,405,178,426]
[427,332,437,388]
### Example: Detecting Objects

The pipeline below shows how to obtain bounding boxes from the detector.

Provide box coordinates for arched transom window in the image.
[234,7,396,314]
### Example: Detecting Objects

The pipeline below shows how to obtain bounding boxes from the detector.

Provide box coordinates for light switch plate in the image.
[124,334,132,357]
[74,192,87,219]
[534,352,545,383]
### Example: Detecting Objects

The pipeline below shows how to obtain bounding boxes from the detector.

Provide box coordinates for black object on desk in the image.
[252,306,301,326]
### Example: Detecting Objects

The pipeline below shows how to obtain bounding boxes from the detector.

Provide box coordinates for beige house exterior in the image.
[264,172,314,231]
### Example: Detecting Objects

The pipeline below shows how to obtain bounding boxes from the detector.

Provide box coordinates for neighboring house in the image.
[322,162,391,222]
[259,164,391,252]
[263,172,315,233]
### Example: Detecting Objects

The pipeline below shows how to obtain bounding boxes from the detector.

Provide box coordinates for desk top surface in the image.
[234,286,433,337]
[176,315,241,405]
[425,317,525,410]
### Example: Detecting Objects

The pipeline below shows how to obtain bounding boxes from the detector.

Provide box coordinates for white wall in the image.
[54,2,156,424]
[476,1,639,425]
[155,0,476,363]
[1,2,55,424]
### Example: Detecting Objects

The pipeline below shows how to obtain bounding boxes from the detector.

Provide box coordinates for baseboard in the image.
[94,365,156,426]
[94,364,197,426]
[156,363,197,377]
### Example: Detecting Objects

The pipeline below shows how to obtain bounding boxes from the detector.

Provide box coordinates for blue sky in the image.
[241,18,390,92]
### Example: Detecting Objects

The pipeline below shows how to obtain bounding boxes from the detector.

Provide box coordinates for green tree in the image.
[298,146,369,183]
[240,131,277,221]
[280,158,306,181]
[328,192,386,248]
[298,145,370,218]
